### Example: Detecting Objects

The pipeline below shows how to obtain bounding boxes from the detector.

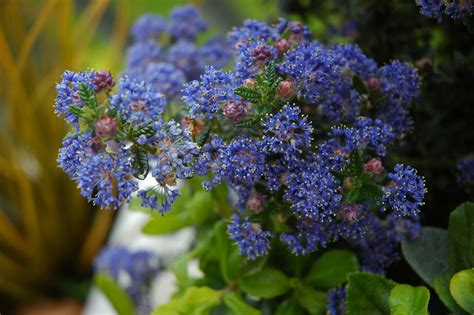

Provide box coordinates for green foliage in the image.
[222,293,260,315]
[433,272,468,315]
[294,286,327,315]
[448,202,474,273]
[132,146,149,179]
[234,87,262,103]
[135,189,215,235]
[346,272,397,315]
[352,75,368,95]
[78,83,99,110]
[450,268,474,313]
[239,267,292,298]
[94,273,136,315]
[388,284,430,315]
[214,221,243,282]
[401,226,449,287]
[305,250,359,289]
[275,298,305,315]
[152,286,223,315]
[233,117,260,128]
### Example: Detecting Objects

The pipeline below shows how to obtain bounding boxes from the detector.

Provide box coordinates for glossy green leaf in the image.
[305,250,359,289]
[401,226,449,287]
[388,284,430,315]
[433,272,468,315]
[152,286,222,315]
[215,221,242,282]
[295,286,327,315]
[275,299,305,315]
[346,272,397,315]
[448,202,474,273]
[450,268,474,313]
[94,273,136,315]
[223,293,260,315]
[240,267,291,298]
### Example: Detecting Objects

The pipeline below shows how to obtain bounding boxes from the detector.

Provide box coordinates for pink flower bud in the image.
[364,158,384,177]
[274,39,290,55]
[246,192,266,213]
[277,80,295,99]
[243,78,257,89]
[95,115,119,138]
[91,70,115,93]
[252,44,271,62]
[365,77,381,93]
[224,100,247,121]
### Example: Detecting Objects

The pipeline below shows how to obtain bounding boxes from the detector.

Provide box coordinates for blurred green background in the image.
[0,0,280,313]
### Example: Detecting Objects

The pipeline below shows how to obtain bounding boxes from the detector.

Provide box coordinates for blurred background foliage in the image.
[0,0,279,312]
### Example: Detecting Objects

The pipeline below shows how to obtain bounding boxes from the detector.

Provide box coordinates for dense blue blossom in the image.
[228,214,272,260]
[457,156,474,185]
[126,42,163,69]
[332,44,378,80]
[131,14,166,42]
[167,5,207,41]
[168,40,202,80]
[228,19,279,46]
[75,146,138,209]
[199,37,233,70]
[260,104,313,155]
[326,287,346,315]
[280,218,333,255]
[55,70,96,129]
[110,77,166,127]
[417,0,444,21]
[381,164,426,217]
[142,62,186,99]
[182,67,240,120]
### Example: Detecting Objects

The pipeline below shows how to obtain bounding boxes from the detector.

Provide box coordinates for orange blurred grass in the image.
[0,0,130,305]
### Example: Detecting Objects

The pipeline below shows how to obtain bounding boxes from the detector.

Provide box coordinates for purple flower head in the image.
[167,5,207,41]
[131,14,166,42]
[228,214,272,260]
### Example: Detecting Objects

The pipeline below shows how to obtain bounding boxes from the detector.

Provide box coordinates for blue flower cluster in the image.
[125,5,231,101]
[56,16,427,273]
[417,0,473,21]
[94,246,160,314]
[180,18,425,270]
[56,70,197,212]
[326,287,346,315]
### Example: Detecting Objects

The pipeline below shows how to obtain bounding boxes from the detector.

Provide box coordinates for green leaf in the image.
[240,267,291,298]
[433,272,468,315]
[152,286,223,315]
[234,87,262,103]
[388,284,430,315]
[223,293,260,315]
[305,250,359,289]
[450,268,474,313]
[196,124,211,146]
[94,273,136,315]
[187,191,215,223]
[215,221,242,282]
[401,226,449,287]
[68,105,87,118]
[233,117,259,128]
[275,298,305,315]
[264,62,277,89]
[346,272,397,315]
[132,146,149,179]
[295,286,327,315]
[448,202,474,273]
[78,83,99,109]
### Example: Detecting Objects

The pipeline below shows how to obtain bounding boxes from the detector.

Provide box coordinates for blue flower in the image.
[55,70,96,129]
[417,0,444,21]
[326,287,346,315]
[168,40,203,80]
[167,5,207,41]
[182,67,240,120]
[261,104,313,156]
[142,62,186,100]
[126,42,163,69]
[381,164,426,218]
[131,14,166,42]
[228,19,279,46]
[332,44,378,80]
[228,214,272,260]
[199,37,232,70]
[110,76,166,127]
